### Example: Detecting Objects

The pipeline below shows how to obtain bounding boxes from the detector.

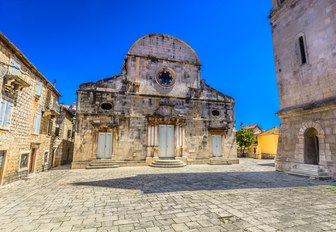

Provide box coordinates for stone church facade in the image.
[72,34,237,168]
[270,0,336,178]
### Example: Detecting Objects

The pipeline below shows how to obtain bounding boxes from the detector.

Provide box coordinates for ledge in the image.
[277,96,336,117]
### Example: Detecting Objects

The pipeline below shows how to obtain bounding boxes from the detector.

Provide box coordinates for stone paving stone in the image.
[0,159,336,232]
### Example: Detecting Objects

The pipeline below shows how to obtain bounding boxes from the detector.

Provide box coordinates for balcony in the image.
[4,67,30,94]
[44,102,60,117]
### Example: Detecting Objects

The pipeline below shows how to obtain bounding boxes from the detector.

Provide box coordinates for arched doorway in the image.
[304,128,319,165]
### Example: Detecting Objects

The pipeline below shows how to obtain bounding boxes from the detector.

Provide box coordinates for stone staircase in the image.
[208,159,233,165]
[86,160,119,169]
[149,159,186,168]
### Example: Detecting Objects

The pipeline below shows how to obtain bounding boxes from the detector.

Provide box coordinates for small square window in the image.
[20,153,29,169]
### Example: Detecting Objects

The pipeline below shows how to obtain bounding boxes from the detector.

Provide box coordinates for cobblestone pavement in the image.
[1,158,336,232]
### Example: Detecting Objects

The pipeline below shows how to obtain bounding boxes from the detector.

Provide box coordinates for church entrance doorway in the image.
[158,125,175,159]
[97,132,112,159]
[212,135,222,157]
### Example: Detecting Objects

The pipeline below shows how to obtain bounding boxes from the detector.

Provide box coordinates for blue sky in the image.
[0,0,279,130]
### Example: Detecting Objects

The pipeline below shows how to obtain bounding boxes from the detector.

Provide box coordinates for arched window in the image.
[304,128,319,165]
[298,35,307,65]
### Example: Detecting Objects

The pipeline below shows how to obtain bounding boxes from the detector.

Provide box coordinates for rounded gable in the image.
[127,34,201,65]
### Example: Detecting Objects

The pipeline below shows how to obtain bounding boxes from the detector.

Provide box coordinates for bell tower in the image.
[269,0,336,178]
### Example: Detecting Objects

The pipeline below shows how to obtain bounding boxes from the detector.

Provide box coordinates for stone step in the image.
[149,164,186,168]
[208,160,232,165]
[86,165,119,169]
[293,164,319,175]
[150,159,186,168]
[86,160,119,169]
[153,160,185,164]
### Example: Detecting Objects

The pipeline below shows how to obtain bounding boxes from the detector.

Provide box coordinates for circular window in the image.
[212,110,220,116]
[101,103,112,111]
[156,68,175,87]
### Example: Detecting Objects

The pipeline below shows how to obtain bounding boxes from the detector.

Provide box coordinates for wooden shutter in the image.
[36,80,42,96]
[36,113,41,134]
[33,112,42,134]
[33,114,37,134]
[3,101,13,129]
[9,58,20,76]
[0,100,6,127]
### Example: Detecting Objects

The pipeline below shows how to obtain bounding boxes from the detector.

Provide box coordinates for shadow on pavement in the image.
[71,171,335,194]
[258,163,275,167]
[50,164,71,170]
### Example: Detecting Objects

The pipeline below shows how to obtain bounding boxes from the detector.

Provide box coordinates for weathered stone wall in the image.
[0,33,60,185]
[54,108,74,166]
[270,0,336,178]
[276,108,336,177]
[271,0,336,110]
[73,34,237,168]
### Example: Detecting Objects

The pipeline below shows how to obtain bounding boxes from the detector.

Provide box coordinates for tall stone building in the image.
[0,33,61,185]
[73,34,237,168]
[53,104,75,167]
[270,0,336,178]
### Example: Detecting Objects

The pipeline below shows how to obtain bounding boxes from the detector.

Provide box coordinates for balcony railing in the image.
[50,102,60,113]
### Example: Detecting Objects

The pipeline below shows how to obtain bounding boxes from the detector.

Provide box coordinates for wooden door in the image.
[29,149,36,173]
[97,132,112,159]
[212,135,222,157]
[158,125,175,158]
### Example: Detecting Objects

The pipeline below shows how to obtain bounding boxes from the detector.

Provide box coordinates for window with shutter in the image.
[0,99,13,129]
[0,100,6,127]
[33,112,42,135]
[3,101,13,129]
[35,79,42,96]
[9,58,20,76]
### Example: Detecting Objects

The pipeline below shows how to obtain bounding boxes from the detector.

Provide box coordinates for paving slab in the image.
[0,158,335,232]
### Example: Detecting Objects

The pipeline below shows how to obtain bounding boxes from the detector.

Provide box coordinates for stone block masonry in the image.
[73,34,238,168]
[270,0,336,178]
[0,33,61,185]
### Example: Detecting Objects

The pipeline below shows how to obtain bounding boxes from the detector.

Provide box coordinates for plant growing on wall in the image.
[236,129,257,156]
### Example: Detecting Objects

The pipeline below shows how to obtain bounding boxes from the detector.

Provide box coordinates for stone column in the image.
[153,125,159,159]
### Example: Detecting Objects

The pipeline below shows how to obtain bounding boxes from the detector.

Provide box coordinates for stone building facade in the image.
[73,34,237,168]
[53,105,75,167]
[270,0,336,178]
[0,33,61,185]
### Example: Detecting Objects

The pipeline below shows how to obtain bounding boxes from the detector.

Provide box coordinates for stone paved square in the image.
[1,158,336,232]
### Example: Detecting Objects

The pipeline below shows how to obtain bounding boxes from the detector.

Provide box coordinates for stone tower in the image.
[270,0,336,178]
